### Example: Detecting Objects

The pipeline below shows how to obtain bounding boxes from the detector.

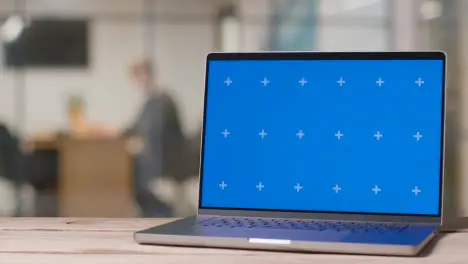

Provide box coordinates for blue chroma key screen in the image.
[200,57,444,216]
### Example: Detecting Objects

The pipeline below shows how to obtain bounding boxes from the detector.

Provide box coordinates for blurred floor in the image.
[152,176,199,217]
[0,177,15,216]
[0,178,35,216]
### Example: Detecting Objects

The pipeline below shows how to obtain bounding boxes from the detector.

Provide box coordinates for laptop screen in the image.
[199,52,445,216]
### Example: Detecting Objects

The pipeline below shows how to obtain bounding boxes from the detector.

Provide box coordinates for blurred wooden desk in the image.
[59,138,136,217]
[0,217,467,264]
[27,137,136,217]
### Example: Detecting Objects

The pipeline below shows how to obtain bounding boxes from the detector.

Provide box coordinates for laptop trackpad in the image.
[198,227,348,243]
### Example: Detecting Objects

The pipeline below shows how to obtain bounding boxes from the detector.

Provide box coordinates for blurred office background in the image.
[0,0,466,218]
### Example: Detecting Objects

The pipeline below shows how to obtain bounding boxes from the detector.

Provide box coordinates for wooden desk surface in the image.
[1,218,468,264]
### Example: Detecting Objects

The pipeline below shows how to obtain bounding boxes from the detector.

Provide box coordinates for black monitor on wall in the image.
[4,19,89,68]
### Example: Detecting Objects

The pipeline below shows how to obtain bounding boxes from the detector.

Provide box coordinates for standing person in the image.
[126,58,185,217]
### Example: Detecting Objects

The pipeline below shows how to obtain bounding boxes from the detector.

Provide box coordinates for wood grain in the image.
[1,218,468,264]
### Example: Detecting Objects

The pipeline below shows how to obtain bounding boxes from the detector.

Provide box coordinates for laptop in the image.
[135,51,446,256]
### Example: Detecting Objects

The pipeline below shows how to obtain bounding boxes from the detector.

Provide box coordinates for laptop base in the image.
[134,216,439,256]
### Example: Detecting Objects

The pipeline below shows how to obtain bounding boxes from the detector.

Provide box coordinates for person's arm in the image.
[162,94,183,139]
[123,103,146,137]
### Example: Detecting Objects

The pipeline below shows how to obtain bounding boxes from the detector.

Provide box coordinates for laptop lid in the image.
[198,52,446,224]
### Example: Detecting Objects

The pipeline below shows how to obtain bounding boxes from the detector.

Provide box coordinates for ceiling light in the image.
[1,15,24,43]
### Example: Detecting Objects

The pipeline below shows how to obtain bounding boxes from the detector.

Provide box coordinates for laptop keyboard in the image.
[197,217,408,234]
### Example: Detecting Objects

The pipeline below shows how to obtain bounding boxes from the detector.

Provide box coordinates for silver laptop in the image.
[135,51,446,256]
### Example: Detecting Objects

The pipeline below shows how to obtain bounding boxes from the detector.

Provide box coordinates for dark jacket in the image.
[128,91,188,182]
[0,124,21,183]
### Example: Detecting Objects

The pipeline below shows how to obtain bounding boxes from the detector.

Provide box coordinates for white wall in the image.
[0,0,222,137]
[238,0,389,52]
[238,0,271,51]
[317,0,388,51]
[0,0,397,136]
[0,0,391,136]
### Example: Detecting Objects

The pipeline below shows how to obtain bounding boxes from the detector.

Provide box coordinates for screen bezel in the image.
[198,52,446,224]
